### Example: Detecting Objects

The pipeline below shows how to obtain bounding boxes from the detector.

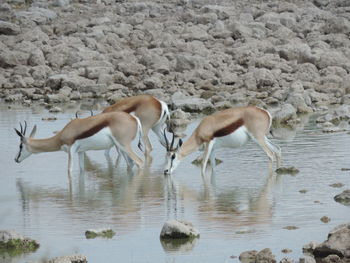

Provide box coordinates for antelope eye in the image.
[171,154,176,160]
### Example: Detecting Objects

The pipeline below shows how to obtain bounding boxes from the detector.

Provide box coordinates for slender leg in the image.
[142,127,152,156]
[78,152,85,172]
[201,140,215,176]
[256,137,275,174]
[67,146,74,176]
[115,146,122,167]
[124,145,144,169]
[209,148,216,171]
[265,138,282,168]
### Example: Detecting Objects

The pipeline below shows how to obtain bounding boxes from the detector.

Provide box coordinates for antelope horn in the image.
[163,128,170,151]
[75,110,80,119]
[23,121,27,135]
[170,130,175,150]
[19,122,23,134]
[90,110,93,116]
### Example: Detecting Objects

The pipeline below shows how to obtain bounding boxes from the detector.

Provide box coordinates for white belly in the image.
[74,127,114,152]
[214,126,250,149]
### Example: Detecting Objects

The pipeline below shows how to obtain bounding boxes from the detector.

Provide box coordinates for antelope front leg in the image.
[67,147,74,176]
[201,140,215,176]
[78,152,85,172]
[124,145,144,170]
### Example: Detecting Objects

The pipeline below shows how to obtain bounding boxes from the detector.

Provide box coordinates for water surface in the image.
[1,102,349,263]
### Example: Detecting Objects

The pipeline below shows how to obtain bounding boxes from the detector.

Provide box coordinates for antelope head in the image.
[163,128,182,175]
[14,121,37,163]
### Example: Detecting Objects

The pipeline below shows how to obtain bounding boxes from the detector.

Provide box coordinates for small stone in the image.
[281,249,293,254]
[49,106,62,113]
[299,189,308,194]
[48,254,87,263]
[320,216,330,223]
[42,116,57,121]
[329,183,344,188]
[280,258,294,263]
[299,256,316,263]
[275,166,299,175]
[341,168,350,171]
[283,226,298,230]
[303,241,319,253]
[85,228,115,239]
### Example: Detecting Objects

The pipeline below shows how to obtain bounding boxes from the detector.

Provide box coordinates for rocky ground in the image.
[0,0,350,124]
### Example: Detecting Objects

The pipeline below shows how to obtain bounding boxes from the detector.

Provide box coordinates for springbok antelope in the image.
[14,112,144,175]
[163,105,281,176]
[102,95,170,157]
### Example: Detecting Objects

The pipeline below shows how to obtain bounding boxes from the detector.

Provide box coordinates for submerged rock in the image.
[239,248,276,263]
[191,155,223,166]
[239,250,258,263]
[160,236,198,253]
[283,226,298,230]
[275,166,299,175]
[85,228,115,239]
[0,230,39,255]
[48,254,87,263]
[160,220,200,239]
[334,190,350,206]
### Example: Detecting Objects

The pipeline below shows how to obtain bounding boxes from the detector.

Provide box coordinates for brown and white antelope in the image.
[164,106,281,176]
[102,95,170,157]
[14,112,144,175]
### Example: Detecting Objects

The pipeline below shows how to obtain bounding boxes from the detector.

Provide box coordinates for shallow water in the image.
[1,102,350,263]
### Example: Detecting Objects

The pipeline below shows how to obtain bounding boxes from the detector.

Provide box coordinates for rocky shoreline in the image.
[1,0,350,124]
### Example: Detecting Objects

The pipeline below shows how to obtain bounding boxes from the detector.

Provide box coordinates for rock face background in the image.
[0,0,350,116]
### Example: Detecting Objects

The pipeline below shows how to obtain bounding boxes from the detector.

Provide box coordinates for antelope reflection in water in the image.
[16,152,282,243]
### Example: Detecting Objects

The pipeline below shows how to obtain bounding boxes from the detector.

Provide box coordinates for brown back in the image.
[58,112,134,145]
[195,106,271,143]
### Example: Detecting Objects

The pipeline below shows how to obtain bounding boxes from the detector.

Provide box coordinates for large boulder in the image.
[160,220,200,239]
[334,190,350,206]
[171,92,214,113]
[313,223,350,258]
[272,104,297,124]
[0,21,20,35]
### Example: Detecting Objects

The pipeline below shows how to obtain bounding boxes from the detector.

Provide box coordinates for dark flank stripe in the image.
[123,103,139,113]
[213,118,244,138]
[76,121,109,140]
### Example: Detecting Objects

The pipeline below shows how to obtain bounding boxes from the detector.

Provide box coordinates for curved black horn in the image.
[170,130,175,150]
[163,128,170,151]
[23,121,27,135]
[75,110,80,119]
[90,110,93,116]
[19,122,23,134]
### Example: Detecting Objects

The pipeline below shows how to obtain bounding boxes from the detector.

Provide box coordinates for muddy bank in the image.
[0,0,350,118]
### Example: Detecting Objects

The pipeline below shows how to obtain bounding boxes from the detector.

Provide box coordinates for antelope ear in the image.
[29,125,37,138]
[14,128,23,138]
